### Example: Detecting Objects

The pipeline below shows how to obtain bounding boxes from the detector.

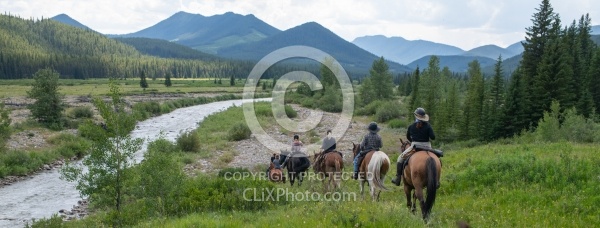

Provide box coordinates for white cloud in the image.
[1,0,598,49]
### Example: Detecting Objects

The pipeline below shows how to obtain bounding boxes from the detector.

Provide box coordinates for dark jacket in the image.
[360,132,383,152]
[406,121,435,142]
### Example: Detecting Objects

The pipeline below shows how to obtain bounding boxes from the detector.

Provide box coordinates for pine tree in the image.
[408,66,420,111]
[420,56,441,125]
[370,57,394,101]
[139,70,148,91]
[534,20,574,113]
[164,72,172,87]
[462,60,484,139]
[230,75,235,86]
[520,0,558,127]
[482,56,506,140]
[359,57,393,105]
[590,48,600,111]
[500,67,530,138]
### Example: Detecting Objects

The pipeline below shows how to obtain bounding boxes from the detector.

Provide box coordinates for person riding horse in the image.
[315,130,337,170]
[391,107,436,186]
[353,122,383,180]
[266,153,282,177]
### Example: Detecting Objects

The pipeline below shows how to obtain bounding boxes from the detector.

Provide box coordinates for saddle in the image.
[315,150,343,170]
[402,146,443,169]
[413,145,444,158]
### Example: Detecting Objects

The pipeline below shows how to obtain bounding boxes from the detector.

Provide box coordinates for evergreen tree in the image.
[462,60,485,139]
[420,56,441,126]
[408,66,420,111]
[230,75,235,86]
[359,57,394,105]
[27,68,65,129]
[500,67,531,138]
[370,57,394,101]
[534,20,574,113]
[520,0,558,127]
[590,48,600,111]
[164,72,172,87]
[139,70,148,91]
[482,56,506,140]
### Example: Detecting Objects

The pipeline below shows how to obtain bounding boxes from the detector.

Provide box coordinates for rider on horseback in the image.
[315,130,337,170]
[353,122,383,180]
[391,108,436,186]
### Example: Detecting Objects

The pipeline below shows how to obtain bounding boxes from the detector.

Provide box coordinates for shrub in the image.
[356,100,384,116]
[218,167,251,178]
[176,131,201,152]
[177,175,280,213]
[68,106,94,119]
[147,138,178,154]
[388,118,407,129]
[375,101,401,123]
[228,122,251,141]
[284,105,298,118]
[133,101,161,117]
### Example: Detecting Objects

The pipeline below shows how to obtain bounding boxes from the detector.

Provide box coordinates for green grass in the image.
[123,142,600,227]
[0,78,275,96]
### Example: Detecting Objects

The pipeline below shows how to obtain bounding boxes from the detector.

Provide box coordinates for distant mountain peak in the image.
[50,14,91,30]
[117,11,280,54]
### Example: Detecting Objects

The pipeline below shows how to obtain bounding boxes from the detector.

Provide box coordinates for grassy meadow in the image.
[35,99,600,227]
[0,78,266,97]
[130,142,599,227]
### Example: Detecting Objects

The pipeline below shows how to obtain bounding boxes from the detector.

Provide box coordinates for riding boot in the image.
[391,161,402,186]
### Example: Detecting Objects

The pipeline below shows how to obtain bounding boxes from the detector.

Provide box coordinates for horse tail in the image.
[369,152,390,191]
[424,156,438,218]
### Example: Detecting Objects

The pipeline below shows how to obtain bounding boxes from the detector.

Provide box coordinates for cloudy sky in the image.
[2,0,598,50]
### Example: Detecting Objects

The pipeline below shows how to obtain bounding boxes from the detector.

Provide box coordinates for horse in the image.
[352,143,390,201]
[399,139,442,221]
[313,151,344,191]
[279,152,310,186]
[268,155,286,183]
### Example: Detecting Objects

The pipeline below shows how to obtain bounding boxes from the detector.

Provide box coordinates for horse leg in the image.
[404,185,412,211]
[369,180,377,202]
[414,186,427,219]
[289,171,295,186]
[359,179,366,200]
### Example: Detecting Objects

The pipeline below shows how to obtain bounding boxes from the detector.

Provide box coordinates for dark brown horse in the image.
[352,143,390,201]
[399,139,442,220]
[313,151,344,191]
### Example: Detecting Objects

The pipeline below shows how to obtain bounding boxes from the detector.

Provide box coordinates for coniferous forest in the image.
[396,0,600,142]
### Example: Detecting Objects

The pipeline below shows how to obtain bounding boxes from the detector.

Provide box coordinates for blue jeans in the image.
[353,154,361,173]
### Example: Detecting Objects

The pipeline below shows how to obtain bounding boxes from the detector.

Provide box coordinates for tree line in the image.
[401,0,600,142]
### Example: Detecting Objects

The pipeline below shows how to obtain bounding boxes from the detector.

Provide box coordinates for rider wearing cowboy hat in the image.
[391,107,436,186]
[353,122,383,180]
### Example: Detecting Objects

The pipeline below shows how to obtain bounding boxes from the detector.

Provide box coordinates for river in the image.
[0,98,270,227]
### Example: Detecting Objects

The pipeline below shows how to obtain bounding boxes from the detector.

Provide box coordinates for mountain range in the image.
[50,12,600,75]
[50,14,92,31]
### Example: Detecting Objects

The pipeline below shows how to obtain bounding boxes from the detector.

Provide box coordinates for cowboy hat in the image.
[367,122,380,133]
[414,107,429,121]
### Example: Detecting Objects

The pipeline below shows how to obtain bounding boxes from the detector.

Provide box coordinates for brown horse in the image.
[399,139,442,220]
[268,161,286,183]
[313,151,344,191]
[352,143,390,201]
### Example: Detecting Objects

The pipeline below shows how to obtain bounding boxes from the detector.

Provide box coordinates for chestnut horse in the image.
[352,143,390,201]
[313,151,344,191]
[399,139,442,220]
[268,157,286,183]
